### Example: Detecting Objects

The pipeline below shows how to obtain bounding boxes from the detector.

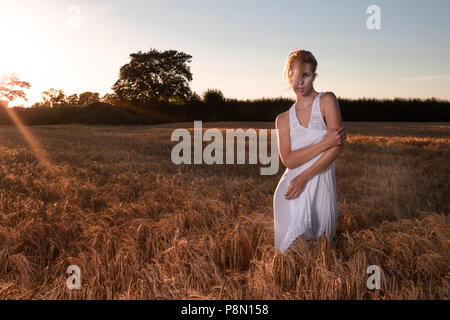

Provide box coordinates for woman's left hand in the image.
[285,173,308,200]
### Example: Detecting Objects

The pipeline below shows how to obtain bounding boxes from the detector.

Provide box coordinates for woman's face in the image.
[291,62,316,96]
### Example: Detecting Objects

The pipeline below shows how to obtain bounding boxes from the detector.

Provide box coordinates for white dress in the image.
[273,92,338,254]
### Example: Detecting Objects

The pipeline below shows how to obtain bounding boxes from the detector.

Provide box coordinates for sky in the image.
[0,0,449,106]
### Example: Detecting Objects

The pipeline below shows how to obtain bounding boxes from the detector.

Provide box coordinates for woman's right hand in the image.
[323,124,346,148]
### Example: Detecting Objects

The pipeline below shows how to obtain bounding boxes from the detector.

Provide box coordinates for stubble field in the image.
[0,121,448,299]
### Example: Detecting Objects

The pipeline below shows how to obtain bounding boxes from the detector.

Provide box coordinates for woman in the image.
[273,49,346,254]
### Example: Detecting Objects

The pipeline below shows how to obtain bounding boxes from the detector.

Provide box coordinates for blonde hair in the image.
[283,48,318,89]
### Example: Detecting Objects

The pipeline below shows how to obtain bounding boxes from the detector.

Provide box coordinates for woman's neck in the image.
[295,90,318,109]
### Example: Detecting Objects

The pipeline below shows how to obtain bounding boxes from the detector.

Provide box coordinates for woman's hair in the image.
[283,48,318,89]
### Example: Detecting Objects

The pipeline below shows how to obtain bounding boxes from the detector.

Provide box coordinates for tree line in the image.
[1,48,449,124]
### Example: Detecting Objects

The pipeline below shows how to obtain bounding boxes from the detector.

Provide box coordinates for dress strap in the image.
[288,104,297,128]
[312,92,324,114]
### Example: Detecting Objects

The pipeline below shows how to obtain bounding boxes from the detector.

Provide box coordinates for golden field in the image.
[0,121,448,299]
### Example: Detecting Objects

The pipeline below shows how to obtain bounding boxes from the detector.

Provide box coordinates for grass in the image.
[0,121,448,299]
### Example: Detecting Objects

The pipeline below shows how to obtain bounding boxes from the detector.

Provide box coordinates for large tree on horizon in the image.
[78,91,100,105]
[41,88,66,107]
[112,48,194,105]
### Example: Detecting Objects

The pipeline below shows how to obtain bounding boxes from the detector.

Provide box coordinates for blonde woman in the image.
[273,49,346,254]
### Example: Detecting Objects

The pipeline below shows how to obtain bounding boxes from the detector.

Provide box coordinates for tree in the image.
[102,93,120,105]
[0,73,31,107]
[41,88,66,107]
[65,94,79,105]
[202,88,225,105]
[186,91,202,104]
[112,48,193,105]
[78,91,100,105]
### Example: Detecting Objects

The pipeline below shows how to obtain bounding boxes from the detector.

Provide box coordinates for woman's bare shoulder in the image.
[319,91,339,116]
[275,110,290,129]
[320,91,339,106]
[320,91,342,128]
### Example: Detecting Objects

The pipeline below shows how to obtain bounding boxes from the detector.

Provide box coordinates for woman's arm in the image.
[285,92,345,200]
[301,92,345,181]
[275,112,329,169]
[275,106,346,170]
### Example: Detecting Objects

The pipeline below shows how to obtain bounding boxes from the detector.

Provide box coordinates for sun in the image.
[0,33,22,77]
[0,49,42,107]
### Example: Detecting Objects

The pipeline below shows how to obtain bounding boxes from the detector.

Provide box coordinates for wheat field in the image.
[0,121,448,299]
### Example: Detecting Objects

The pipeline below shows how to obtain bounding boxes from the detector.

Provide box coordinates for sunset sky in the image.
[1,0,449,106]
